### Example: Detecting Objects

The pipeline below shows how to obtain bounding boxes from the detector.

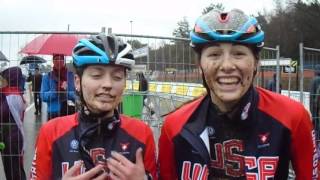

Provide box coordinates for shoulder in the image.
[162,96,204,137]
[120,115,153,142]
[257,87,305,112]
[39,113,78,142]
[256,87,310,130]
[120,115,152,132]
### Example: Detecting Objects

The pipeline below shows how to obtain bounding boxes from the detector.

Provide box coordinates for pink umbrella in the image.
[20,34,87,56]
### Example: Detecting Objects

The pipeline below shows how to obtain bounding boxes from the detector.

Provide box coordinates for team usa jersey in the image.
[30,113,157,180]
[159,87,318,180]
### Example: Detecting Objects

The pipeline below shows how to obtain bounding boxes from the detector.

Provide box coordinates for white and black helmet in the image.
[72,34,135,70]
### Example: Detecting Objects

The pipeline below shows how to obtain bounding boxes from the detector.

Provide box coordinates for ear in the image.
[198,66,203,76]
[253,60,260,76]
[74,74,81,92]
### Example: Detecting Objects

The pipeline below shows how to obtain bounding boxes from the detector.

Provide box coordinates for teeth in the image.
[218,77,239,84]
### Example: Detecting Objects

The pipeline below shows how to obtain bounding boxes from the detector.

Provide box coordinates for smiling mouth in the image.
[217,77,241,84]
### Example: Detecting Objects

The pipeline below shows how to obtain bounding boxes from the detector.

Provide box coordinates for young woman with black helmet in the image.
[158,9,318,179]
[30,34,157,180]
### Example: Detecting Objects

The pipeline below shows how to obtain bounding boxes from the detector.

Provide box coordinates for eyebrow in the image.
[89,66,124,73]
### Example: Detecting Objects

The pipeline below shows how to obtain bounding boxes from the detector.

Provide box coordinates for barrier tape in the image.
[126,81,206,97]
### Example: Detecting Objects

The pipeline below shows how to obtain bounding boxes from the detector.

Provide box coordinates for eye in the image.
[90,73,102,78]
[209,53,220,57]
[112,72,125,81]
[112,75,124,81]
[233,51,246,59]
[207,52,221,60]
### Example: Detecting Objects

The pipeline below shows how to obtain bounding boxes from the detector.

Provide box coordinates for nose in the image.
[101,75,112,90]
[219,54,236,72]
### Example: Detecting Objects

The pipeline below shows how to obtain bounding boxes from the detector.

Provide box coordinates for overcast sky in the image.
[0,0,277,63]
[0,0,275,36]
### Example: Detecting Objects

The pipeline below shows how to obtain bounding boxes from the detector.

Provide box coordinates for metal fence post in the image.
[299,43,304,103]
[276,45,280,93]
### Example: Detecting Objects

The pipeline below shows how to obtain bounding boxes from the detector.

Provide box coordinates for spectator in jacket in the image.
[31,34,157,180]
[267,72,282,93]
[310,64,320,135]
[158,9,318,179]
[137,72,149,102]
[27,67,43,115]
[0,66,26,180]
[41,54,76,120]
[137,72,148,92]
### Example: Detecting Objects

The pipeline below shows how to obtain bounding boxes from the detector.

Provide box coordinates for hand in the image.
[62,162,108,180]
[107,148,146,180]
[61,81,67,90]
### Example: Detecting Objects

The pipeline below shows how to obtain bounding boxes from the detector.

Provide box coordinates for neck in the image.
[210,96,238,113]
[82,106,115,120]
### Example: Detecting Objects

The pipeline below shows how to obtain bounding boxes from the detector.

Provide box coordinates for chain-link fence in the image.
[116,34,200,84]
[256,46,280,90]
[0,30,316,179]
[300,43,320,140]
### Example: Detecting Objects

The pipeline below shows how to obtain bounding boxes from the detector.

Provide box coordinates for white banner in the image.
[260,58,292,66]
[132,46,148,58]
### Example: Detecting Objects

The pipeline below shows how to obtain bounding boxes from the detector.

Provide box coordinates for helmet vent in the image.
[219,13,229,23]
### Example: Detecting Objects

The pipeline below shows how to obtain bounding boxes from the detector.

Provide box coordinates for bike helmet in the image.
[190,9,264,49]
[72,34,135,70]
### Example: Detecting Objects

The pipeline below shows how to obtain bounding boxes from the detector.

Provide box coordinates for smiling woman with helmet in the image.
[158,9,317,179]
[30,34,157,180]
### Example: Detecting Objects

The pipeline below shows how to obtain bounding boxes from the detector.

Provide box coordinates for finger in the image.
[109,172,121,180]
[107,157,126,178]
[63,162,82,177]
[111,151,131,166]
[76,165,105,179]
[135,147,144,167]
[92,172,109,180]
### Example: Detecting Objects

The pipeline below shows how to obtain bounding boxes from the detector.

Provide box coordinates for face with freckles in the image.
[75,65,126,117]
[200,43,258,112]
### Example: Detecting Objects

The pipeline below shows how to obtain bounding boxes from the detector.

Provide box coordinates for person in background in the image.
[267,72,282,93]
[137,72,149,102]
[0,66,26,180]
[137,72,148,92]
[158,9,318,179]
[310,64,320,136]
[27,67,43,115]
[41,54,76,120]
[30,34,157,180]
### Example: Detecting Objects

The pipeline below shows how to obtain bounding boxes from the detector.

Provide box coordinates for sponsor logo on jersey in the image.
[120,142,130,151]
[257,132,270,148]
[70,139,79,152]
[119,142,130,155]
[258,133,269,144]
[207,126,215,137]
